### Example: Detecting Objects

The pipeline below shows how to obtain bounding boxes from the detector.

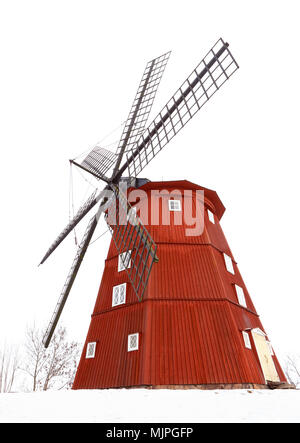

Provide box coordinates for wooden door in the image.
[252,330,279,382]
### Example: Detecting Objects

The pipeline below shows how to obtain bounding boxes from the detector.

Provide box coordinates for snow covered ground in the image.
[0,388,300,423]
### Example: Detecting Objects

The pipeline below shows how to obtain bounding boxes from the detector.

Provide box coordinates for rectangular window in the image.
[112,283,126,307]
[242,331,251,349]
[168,199,181,211]
[207,209,215,224]
[118,251,131,272]
[128,333,139,352]
[235,284,247,307]
[223,253,234,274]
[127,206,137,225]
[86,342,96,359]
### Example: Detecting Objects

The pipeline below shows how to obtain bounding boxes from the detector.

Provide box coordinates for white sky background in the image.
[0,0,299,366]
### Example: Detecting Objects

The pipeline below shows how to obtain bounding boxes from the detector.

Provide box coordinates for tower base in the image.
[74,383,295,390]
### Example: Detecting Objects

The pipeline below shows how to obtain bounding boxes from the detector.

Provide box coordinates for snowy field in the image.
[0,388,299,423]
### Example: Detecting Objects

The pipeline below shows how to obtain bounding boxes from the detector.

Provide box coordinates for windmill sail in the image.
[106,186,158,301]
[73,51,171,182]
[120,39,238,178]
[75,146,117,181]
[40,186,114,265]
[113,51,171,171]
[40,190,98,265]
[42,215,98,348]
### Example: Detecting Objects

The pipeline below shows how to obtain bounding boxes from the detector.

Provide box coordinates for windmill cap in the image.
[138,179,226,220]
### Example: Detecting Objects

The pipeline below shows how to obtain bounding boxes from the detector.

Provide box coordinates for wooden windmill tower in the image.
[40,39,288,389]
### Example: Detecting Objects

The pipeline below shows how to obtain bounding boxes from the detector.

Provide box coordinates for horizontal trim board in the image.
[92,297,259,318]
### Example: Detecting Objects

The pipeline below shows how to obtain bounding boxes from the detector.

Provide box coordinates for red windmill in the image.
[40,39,288,389]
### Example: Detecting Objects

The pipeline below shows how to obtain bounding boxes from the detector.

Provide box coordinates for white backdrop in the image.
[0,0,299,365]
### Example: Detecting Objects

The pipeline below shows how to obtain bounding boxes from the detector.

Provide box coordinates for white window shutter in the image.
[118,284,126,304]
[224,253,235,274]
[112,285,120,307]
[235,284,247,307]
[207,209,215,224]
[242,331,251,349]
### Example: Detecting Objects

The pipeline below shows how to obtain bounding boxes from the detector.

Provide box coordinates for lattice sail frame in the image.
[40,189,98,265]
[124,39,239,178]
[42,214,98,348]
[115,51,171,158]
[105,186,158,302]
[80,146,117,180]
[42,190,117,347]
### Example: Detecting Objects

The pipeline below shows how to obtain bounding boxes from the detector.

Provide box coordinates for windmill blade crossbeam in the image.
[123,39,239,178]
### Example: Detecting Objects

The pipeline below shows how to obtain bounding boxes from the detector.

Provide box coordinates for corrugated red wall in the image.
[73,180,286,389]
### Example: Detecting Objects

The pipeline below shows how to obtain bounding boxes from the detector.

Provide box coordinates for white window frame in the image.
[127,206,137,225]
[86,342,96,359]
[207,209,215,224]
[235,284,247,308]
[168,199,181,211]
[118,251,131,272]
[223,253,235,274]
[242,331,251,349]
[112,283,126,307]
[128,333,139,352]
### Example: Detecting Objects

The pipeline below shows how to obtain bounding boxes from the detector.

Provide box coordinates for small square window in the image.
[235,284,247,308]
[86,342,96,359]
[118,251,131,272]
[112,283,126,307]
[128,333,139,352]
[168,199,181,211]
[207,209,215,224]
[224,253,234,274]
[242,331,251,349]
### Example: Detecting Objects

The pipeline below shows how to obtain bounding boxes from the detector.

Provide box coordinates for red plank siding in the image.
[73,180,286,389]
